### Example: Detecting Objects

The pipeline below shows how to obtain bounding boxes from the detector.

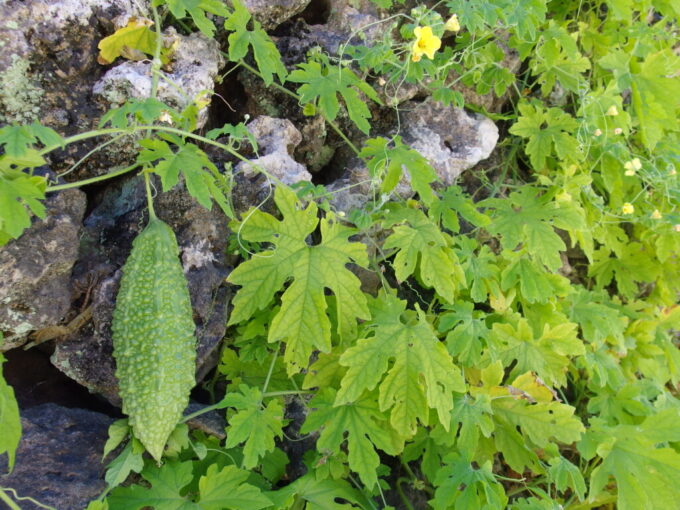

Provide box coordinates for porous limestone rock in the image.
[245,0,312,30]
[400,98,499,185]
[328,99,499,210]
[235,116,312,186]
[0,0,140,177]
[93,31,224,128]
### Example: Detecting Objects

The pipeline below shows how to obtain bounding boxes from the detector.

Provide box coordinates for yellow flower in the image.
[593,128,602,137]
[412,26,441,62]
[651,209,662,220]
[606,105,619,116]
[444,14,461,32]
[614,127,623,135]
[621,203,635,215]
[623,158,641,176]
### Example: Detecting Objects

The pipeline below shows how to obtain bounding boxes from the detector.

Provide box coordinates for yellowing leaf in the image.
[98,18,159,65]
[509,372,557,403]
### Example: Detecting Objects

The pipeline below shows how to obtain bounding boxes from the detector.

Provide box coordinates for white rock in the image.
[235,116,312,186]
[93,32,224,128]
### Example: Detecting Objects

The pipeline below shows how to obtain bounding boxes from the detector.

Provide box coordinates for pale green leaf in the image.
[336,295,465,436]
[222,385,284,469]
[228,186,369,374]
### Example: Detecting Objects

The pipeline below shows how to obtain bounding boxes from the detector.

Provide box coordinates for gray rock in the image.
[0,0,140,177]
[328,100,498,211]
[245,0,311,30]
[0,189,86,351]
[184,402,226,440]
[51,175,231,405]
[326,0,383,46]
[401,98,499,185]
[93,31,224,129]
[0,403,113,510]
[235,116,312,186]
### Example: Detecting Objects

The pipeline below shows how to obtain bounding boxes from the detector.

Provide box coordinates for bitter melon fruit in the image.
[111,217,196,461]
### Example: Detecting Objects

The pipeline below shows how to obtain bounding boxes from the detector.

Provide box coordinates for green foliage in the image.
[288,54,381,134]
[302,389,402,489]
[3,0,680,508]
[360,136,438,205]
[223,0,287,86]
[222,385,284,469]
[157,0,230,37]
[508,102,580,170]
[336,295,465,436]
[383,207,465,303]
[108,460,271,509]
[0,351,21,473]
[138,138,234,217]
[227,186,369,375]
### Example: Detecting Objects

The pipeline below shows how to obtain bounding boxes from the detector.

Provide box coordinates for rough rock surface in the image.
[50,176,231,404]
[235,116,312,186]
[328,100,498,210]
[0,189,86,351]
[0,0,140,177]
[0,404,113,510]
[401,98,499,185]
[245,0,312,30]
[93,31,224,128]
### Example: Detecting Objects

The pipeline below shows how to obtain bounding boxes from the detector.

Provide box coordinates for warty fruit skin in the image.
[111,217,196,461]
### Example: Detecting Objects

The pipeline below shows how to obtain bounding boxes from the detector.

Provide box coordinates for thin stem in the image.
[396,478,416,510]
[144,171,157,220]
[46,164,140,191]
[43,124,284,190]
[150,3,163,100]
[262,390,313,398]
[260,345,279,403]
[0,488,56,510]
[57,133,129,179]
[180,402,225,423]
[0,489,21,510]
[567,494,618,510]
[38,128,136,156]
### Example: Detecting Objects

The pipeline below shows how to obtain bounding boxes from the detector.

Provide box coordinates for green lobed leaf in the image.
[228,186,370,375]
[431,454,507,510]
[224,0,287,85]
[302,388,403,488]
[197,465,272,510]
[222,385,284,469]
[360,136,438,205]
[288,54,380,134]
[336,295,466,436]
[383,207,466,303]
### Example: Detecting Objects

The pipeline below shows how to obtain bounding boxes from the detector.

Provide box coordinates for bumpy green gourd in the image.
[111,217,196,461]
